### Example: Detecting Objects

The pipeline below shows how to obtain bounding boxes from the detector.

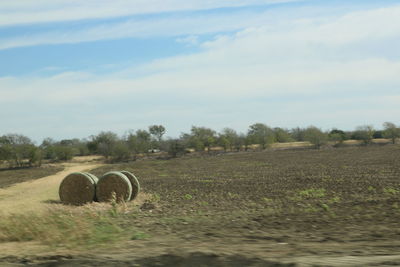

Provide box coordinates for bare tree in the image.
[353,125,375,145]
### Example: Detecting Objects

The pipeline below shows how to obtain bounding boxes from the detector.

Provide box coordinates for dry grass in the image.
[271,141,312,149]
[70,155,104,163]
[0,162,102,215]
[0,191,152,249]
[0,207,123,247]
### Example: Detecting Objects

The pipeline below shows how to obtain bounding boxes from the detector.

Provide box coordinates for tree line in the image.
[1,122,399,168]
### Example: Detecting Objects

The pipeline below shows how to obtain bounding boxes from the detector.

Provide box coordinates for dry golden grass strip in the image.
[96,171,132,202]
[59,172,97,205]
[120,170,140,201]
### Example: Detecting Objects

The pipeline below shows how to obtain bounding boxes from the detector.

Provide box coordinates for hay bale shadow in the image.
[42,199,62,204]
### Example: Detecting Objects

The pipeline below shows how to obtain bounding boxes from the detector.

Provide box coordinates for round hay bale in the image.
[120,170,140,201]
[59,172,97,205]
[83,172,99,184]
[96,171,132,202]
[83,172,99,201]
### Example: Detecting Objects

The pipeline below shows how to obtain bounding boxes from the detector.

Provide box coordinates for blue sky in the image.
[0,0,399,142]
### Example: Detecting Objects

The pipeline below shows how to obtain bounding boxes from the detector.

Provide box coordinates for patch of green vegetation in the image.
[303,204,319,213]
[383,187,400,195]
[262,197,273,203]
[227,192,239,199]
[301,202,332,214]
[199,179,214,183]
[320,203,330,212]
[199,201,209,206]
[368,186,376,192]
[131,232,150,240]
[298,188,326,199]
[151,193,161,202]
[328,196,341,204]
[184,194,193,200]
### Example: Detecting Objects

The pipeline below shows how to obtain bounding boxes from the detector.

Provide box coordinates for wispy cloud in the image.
[2,3,399,52]
[0,7,294,50]
[0,0,300,27]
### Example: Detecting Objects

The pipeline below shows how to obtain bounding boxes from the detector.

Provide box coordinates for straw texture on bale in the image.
[84,172,99,201]
[96,171,132,202]
[59,172,97,205]
[120,170,140,201]
[83,172,99,184]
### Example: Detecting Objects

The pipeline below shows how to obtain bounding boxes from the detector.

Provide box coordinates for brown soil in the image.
[1,145,400,266]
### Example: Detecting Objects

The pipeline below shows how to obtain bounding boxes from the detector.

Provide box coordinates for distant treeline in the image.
[1,122,399,168]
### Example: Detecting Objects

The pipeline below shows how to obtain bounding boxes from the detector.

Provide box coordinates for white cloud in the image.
[2,5,400,102]
[0,0,299,27]
[176,35,199,46]
[0,8,287,50]
[1,3,399,53]
[1,4,400,139]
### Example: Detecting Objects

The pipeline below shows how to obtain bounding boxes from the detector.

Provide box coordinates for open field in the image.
[0,162,102,214]
[0,165,64,189]
[1,145,400,266]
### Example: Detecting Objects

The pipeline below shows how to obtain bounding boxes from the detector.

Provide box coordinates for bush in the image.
[111,141,131,162]
[304,126,328,149]
[54,145,74,161]
[167,139,186,158]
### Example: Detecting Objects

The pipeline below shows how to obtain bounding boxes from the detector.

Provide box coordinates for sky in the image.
[0,0,399,142]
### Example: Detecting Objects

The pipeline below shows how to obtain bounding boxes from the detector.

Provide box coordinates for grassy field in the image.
[1,145,400,266]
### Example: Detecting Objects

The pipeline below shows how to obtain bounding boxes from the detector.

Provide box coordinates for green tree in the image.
[290,127,306,141]
[328,129,347,145]
[234,134,246,152]
[149,125,166,143]
[166,138,186,158]
[353,125,374,145]
[40,138,77,162]
[40,138,57,160]
[0,136,12,163]
[127,129,152,157]
[111,141,131,162]
[273,127,293,143]
[247,123,275,149]
[304,126,328,149]
[27,146,42,166]
[218,128,239,151]
[0,134,36,167]
[383,122,400,144]
[53,145,74,161]
[189,126,217,152]
[90,131,119,159]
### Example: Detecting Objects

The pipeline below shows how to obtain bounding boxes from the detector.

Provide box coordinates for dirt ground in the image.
[1,146,400,266]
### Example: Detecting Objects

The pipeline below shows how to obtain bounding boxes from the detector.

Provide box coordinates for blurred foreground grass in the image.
[0,203,142,248]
